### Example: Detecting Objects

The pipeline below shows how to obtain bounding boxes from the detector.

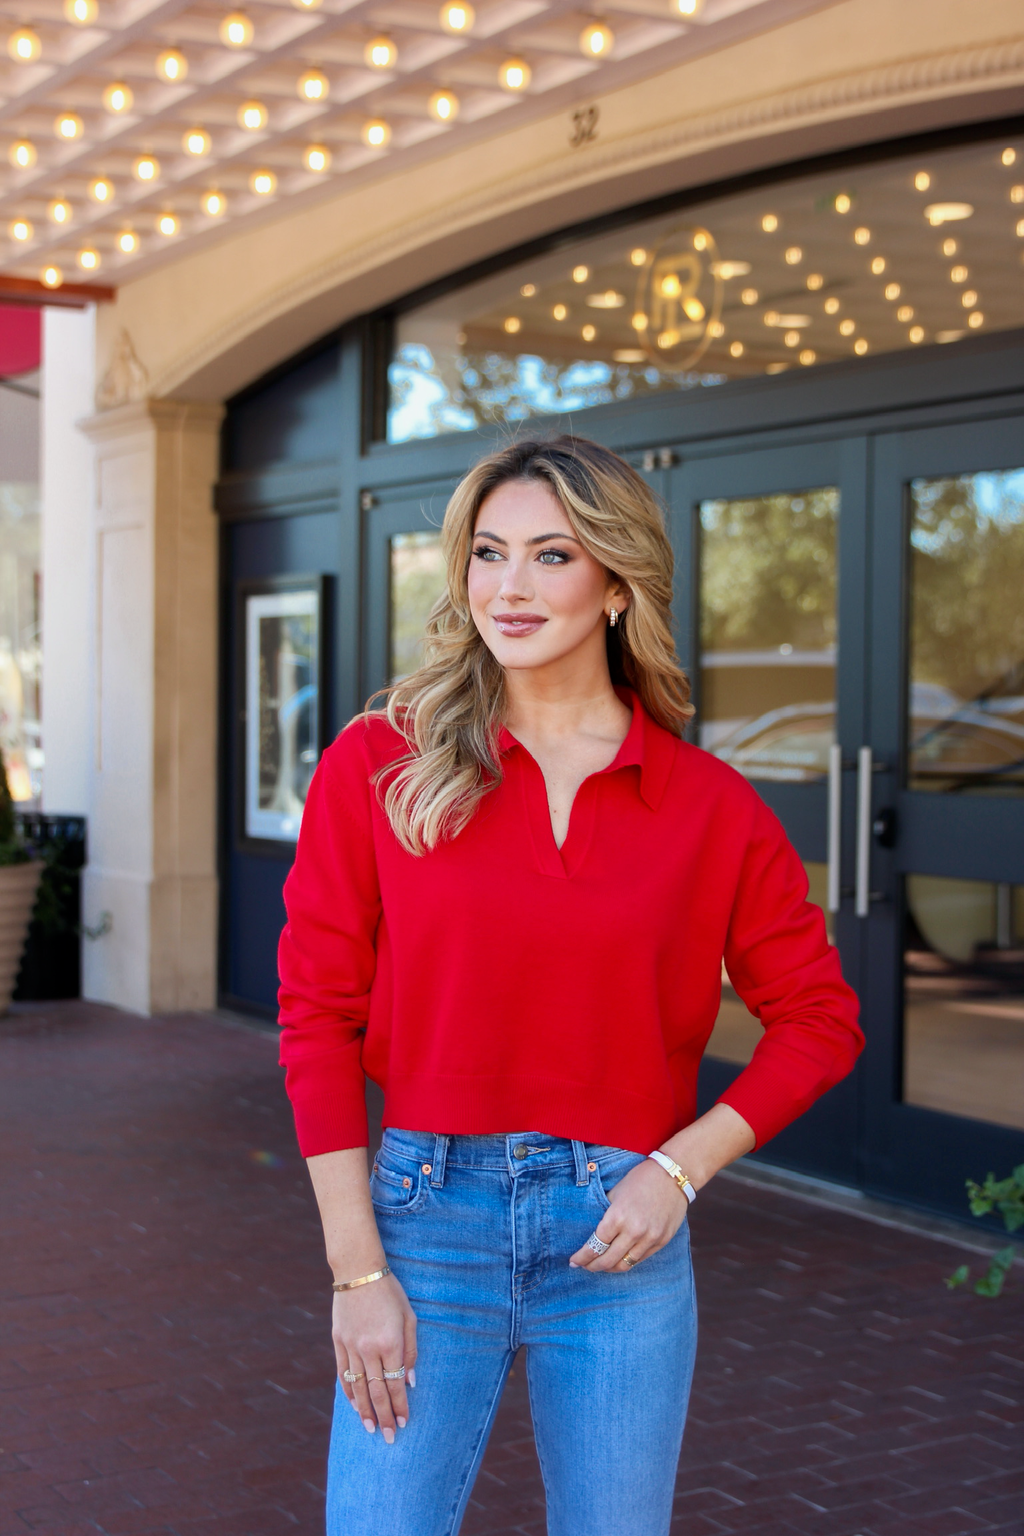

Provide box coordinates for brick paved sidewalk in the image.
[1,1003,1020,1536]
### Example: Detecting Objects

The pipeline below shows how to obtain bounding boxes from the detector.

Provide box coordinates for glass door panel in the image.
[390,530,445,681]
[362,483,452,701]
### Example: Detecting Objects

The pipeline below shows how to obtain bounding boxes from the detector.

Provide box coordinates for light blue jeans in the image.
[326,1129,698,1536]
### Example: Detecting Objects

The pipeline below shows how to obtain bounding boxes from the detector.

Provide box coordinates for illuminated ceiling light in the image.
[48,198,72,224]
[968,311,983,328]
[784,245,802,264]
[582,323,597,341]
[362,118,391,148]
[499,58,530,91]
[942,237,958,256]
[693,231,707,251]
[580,21,614,57]
[553,303,567,320]
[77,246,100,270]
[683,296,704,321]
[586,289,624,309]
[1001,147,1017,166]
[784,330,799,348]
[884,282,900,300]
[854,226,871,244]
[183,127,211,156]
[961,289,978,308]
[40,264,63,288]
[799,349,816,365]
[854,337,868,355]
[839,318,856,336]
[741,287,758,305]
[763,311,810,328]
[239,100,268,130]
[202,189,226,216]
[950,264,968,282]
[156,48,187,82]
[156,211,179,235]
[220,11,254,47]
[870,255,886,275]
[630,247,647,266]
[710,260,750,278]
[909,325,924,343]
[55,113,84,141]
[674,0,704,14]
[9,218,33,242]
[925,202,972,225]
[250,167,276,195]
[1017,218,1024,238]
[102,82,133,114]
[761,213,778,232]
[429,89,459,121]
[440,0,474,31]
[520,283,536,297]
[572,264,589,283]
[729,340,744,357]
[660,274,681,297]
[304,144,330,172]
[631,311,648,330]
[89,176,113,201]
[365,36,397,68]
[133,154,159,181]
[503,317,521,333]
[8,27,41,62]
[833,193,851,214]
[1010,185,1024,204]
[708,319,725,338]
[805,272,824,290]
[297,69,328,102]
[292,0,322,10]
[9,140,36,169]
[897,305,914,322]
[824,296,840,314]
[914,170,930,191]
[613,348,646,363]
[65,0,98,22]
[117,229,138,254]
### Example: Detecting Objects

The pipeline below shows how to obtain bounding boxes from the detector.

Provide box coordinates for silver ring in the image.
[343,1369,365,1383]
[586,1232,611,1256]
[382,1365,406,1380]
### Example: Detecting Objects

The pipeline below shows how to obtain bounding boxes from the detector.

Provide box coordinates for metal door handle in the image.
[827,743,842,914]
[855,745,873,917]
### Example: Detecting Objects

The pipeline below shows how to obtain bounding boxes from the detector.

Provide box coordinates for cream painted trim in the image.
[80,399,225,439]
[154,34,1024,401]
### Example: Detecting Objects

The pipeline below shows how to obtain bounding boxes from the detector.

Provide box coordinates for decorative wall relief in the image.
[95,329,149,411]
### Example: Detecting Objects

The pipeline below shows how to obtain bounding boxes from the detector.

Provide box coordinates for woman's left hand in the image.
[569,1157,688,1272]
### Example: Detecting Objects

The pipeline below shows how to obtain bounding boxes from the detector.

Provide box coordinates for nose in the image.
[497,552,534,603]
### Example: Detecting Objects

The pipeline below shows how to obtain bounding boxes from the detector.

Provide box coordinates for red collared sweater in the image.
[278,693,863,1157]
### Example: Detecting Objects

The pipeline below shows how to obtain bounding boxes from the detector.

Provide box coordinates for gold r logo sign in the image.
[632,225,723,370]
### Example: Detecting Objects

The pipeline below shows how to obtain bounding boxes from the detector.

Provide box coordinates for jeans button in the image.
[513,1143,528,1160]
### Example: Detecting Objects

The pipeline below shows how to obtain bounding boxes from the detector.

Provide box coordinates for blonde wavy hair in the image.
[370,435,693,854]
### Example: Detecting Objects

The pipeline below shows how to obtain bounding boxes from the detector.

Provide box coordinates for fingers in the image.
[570,1219,662,1273]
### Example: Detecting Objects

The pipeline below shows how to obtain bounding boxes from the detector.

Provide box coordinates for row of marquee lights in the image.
[493,151,1024,365]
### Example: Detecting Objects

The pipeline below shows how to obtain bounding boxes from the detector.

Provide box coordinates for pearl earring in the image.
[608,608,618,628]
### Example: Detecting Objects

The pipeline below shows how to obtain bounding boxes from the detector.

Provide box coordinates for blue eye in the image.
[538,549,570,564]
[472,546,502,561]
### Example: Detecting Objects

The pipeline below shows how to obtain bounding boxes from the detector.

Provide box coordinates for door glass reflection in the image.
[908,469,1024,793]
[390,531,445,681]
[707,861,834,1065]
[699,488,837,782]
[903,874,1024,1130]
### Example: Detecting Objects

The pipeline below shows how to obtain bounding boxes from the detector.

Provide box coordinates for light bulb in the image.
[854,226,871,244]
[499,58,530,91]
[784,245,802,264]
[238,100,268,130]
[950,265,968,283]
[839,319,855,337]
[89,177,113,202]
[48,199,72,224]
[630,247,647,266]
[292,0,322,8]
[914,170,930,191]
[729,340,744,357]
[961,289,978,308]
[55,113,84,141]
[440,1,474,30]
[77,246,100,270]
[40,265,63,288]
[503,317,521,333]
[8,28,41,62]
[118,229,138,254]
[761,213,778,232]
[365,36,397,68]
[304,144,330,172]
[102,82,133,114]
[250,168,276,195]
[1010,186,1024,204]
[582,324,597,341]
[806,273,824,290]
[133,154,159,181]
[799,349,816,366]
[572,265,589,283]
[1001,148,1017,166]
[884,282,900,300]
[9,140,36,169]
[429,89,459,122]
[854,338,869,354]
[362,119,391,148]
[9,219,33,242]
[297,69,328,101]
[520,283,536,297]
[909,325,924,343]
[580,21,613,57]
[220,12,254,47]
[834,193,851,213]
[65,0,98,22]
[157,212,179,236]
[202,190,226,217]
[968,311,983,328]
[553,304,567,321]
[741,287,758,305]
[156,48,187,82]
[674,0,703,13]
[924,202,973,226]
[942,237,958,256]
[897,305,913,322]
[632,312,648,330]
[824,297,840,314]
[784,331,800,348]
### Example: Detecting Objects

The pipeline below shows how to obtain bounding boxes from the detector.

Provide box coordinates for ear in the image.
[607,580,631,614]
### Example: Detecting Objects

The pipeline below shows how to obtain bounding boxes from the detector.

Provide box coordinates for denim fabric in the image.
[325,1128,698,1536]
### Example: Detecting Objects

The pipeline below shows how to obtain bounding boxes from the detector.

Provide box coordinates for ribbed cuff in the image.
[290,1092,370,1157]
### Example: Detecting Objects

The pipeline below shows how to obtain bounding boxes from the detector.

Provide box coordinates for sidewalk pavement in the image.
[1,1001,1020,1536]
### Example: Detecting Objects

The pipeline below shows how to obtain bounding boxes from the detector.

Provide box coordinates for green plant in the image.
[944,1165,1023,1299]
[0,748,29,868]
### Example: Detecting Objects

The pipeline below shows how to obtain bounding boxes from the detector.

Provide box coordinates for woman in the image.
[278,435,862,1536]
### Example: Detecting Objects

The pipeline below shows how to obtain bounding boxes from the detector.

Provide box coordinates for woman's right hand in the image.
[333,1272,418,1443]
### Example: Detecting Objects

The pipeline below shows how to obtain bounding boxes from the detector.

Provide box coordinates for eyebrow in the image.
[473,530,582,546]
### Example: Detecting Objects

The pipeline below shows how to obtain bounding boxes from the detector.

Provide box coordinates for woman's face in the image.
[468,478,627,676]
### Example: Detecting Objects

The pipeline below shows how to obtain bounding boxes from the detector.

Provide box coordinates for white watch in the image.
[647,1150,697,1203]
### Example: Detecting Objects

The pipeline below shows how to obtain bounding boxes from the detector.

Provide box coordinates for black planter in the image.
[13,814,85,1001]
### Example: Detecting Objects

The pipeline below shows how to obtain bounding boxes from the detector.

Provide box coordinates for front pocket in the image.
[370,1154,427,1214]
[591,1150,646,1211]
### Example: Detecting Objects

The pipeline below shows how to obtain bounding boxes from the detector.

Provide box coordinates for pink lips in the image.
[492,612,547,637]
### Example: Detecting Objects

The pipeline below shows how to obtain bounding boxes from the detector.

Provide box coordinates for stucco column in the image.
[79,398,223,1014]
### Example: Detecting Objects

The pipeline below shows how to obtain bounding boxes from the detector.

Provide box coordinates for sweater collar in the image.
[496,688,676,811]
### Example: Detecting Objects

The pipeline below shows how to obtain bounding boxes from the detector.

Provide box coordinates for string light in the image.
[824,297,840,314]
[942,237,958,256]
[950,265,968,282]
[839,319,855,336]
[834,193,851,213]
[89,177,113,202]
[854,338,869,354]
[297,70,328,101]
[675,0,704,13]
[520,284,536,297]
[55,113,84,141]
[48,199,72,224]
[854,227,871,244]
[250,168,276,195]
[870,256,886,274]
[365,37,397,68]
[968,311,984,328]
[708,320,725,338]
[40,264,63,288]
[784,245,802,264]
[117,229,139,254]
[580,21,614,57]
[65,0,98,22]
[761,213,778,232]
[8,28,41,62]
[806,273,824,290]
[741,288,758,305]
[729,340,744,357]
[440,1,474,30]
[499,58,530,90]
[784,330,799,347]
[630,248,647,266]
[292,0,323,9]
[1001,148,1017,166]
[9,140,36,169]
[102,82,133,114]
[157,212,179,235]
[897,305,913,322]
[156,48,187,82]
[884,283,900,300]
[362,119,391,148]
[77,246,100,270]
[202,190,226,216]
[133,155,159,181]
[909,325,924,343]
[693,232,707,251]
[914,170,931,190]
[1011,186,1024,204]
[961,289,978,307]
[799,349,816,365]
[220,12,254,47]
[183,128,211,156]
[429,90,459,122]
[553,304,567,320]
[9,218,33,242]
[503,317,521,333]
[1017,219,1024,238]
[239,101,268,130]
[632,312,648,331]
[572,265,589,283]
[582,323,597,341]
[304,144,330,172]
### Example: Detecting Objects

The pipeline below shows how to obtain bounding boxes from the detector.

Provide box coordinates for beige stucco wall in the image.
[96,0,1024,404]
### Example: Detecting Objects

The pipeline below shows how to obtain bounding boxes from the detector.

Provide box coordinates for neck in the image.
[502,652,628,743]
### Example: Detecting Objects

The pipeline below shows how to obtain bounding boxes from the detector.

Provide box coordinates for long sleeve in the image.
[277,724,383,1156]
[715,795,864,1147]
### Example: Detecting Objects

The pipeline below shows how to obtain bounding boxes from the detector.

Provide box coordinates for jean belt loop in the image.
[429,1133,449,1189]
[571,1139,590,1188]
